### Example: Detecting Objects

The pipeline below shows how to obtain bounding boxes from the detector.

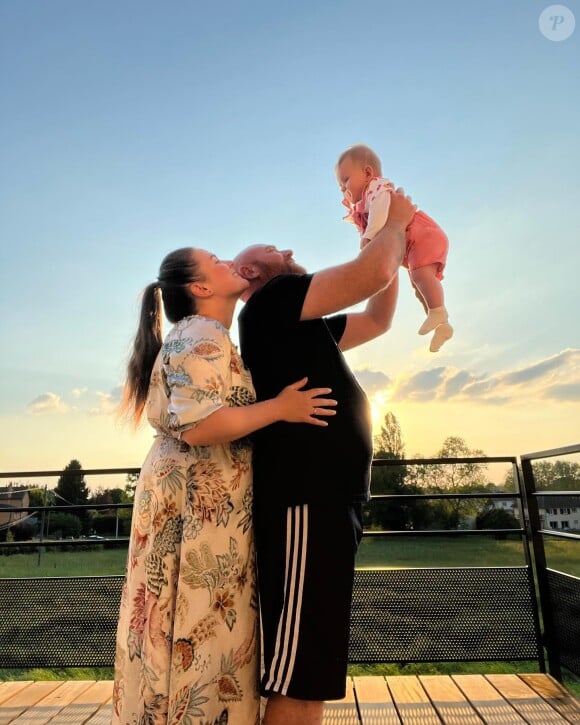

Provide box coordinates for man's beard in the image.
[258,258,307,280]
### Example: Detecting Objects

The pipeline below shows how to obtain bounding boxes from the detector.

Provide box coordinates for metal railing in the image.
[1,444,578,677]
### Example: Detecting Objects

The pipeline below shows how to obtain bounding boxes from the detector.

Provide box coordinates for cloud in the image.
[354,349,580,407]
[89,386,123,415]
[543,383,580,401]
[391,367,447,402]
[25,385,124,416]
[500,349,578,386]
[26,393,69,414]
[353,369,390,395]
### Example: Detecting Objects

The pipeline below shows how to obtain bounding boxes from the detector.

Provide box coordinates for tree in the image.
[476,507,519,539]
[90,487,114,506]
[504,460,580,491]
[374,412,405,458]
[28,487,51,507]
[407,436,489,528]
[124,473,139,500]
[47,512,82,539]
[54,460,89,506]
[54,460,90,534]
[365,412,432,531]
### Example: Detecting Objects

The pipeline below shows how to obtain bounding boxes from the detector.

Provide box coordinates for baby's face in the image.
[337,158,374,204]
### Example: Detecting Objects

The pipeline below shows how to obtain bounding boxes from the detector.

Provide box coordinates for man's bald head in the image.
[233,244,307,300]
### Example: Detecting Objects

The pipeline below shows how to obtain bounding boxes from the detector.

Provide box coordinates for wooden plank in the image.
[519,674,580,724]
[452,674,526,725]
[41,681,114,725]
[419,675,483,725]
[485,674,570,724]
[353,676,399,725]
[9,680,95,725]
[385,675,442,724]
[0,683,33,707]
[323,677,359,725]
[0,681,64,725]
[84,703,113,725]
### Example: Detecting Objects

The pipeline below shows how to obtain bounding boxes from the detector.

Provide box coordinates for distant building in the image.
[0,484,30,529]
[537,495,580,532]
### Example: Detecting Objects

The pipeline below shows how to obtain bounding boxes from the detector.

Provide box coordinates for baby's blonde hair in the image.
[337,144,382,176]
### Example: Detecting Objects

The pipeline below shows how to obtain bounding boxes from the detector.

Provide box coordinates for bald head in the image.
[234,244,307,300]
[233,244,266,269]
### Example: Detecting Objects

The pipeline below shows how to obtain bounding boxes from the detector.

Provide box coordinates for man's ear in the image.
[237,264,259,280]
[190,282,212,298]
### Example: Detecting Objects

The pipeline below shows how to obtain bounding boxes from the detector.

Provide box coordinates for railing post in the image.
[514,460,546,673]
[519,456,562,680]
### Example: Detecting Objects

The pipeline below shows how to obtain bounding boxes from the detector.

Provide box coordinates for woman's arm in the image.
[181,377,336,446]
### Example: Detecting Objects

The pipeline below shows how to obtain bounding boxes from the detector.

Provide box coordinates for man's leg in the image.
[257,501,362,719]
[263,693,324,725]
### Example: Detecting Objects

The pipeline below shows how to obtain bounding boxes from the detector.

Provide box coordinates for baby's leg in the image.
[410,264,444,310]
[410,264,453,350]
[410,276,429,315]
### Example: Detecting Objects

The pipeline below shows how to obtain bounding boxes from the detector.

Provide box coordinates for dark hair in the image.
[120,247,202,425]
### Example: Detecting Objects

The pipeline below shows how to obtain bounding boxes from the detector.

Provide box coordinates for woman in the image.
[113,247,336,725]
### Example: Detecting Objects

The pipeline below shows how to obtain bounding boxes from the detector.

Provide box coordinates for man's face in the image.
[237,244,307,281]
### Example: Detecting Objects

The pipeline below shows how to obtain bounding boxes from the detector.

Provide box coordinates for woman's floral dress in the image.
[112,316,260,725]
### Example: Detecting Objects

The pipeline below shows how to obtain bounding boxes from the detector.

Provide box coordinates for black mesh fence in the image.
[547,569,580,677]
[0,576,124,667]
[349,567,541,663]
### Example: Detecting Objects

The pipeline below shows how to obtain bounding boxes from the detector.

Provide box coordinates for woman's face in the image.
[194,249,249,298]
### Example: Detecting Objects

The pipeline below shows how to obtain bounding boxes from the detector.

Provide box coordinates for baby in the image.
[336,144,453,352]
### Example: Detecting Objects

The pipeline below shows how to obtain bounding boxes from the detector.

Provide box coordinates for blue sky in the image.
[1,0,579,485]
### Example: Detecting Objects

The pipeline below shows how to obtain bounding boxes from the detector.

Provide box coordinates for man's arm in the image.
[338,273,399,351]
[300,190,415,321]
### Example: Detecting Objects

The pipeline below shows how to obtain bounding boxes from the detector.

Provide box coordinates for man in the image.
[234,190,415,725]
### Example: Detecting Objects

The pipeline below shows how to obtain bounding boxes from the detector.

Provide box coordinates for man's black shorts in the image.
[255,500,363,701]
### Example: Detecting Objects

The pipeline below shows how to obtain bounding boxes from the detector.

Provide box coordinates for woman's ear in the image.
[190,282,212,298]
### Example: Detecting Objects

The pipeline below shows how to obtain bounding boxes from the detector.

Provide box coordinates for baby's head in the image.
[336,144,382,204]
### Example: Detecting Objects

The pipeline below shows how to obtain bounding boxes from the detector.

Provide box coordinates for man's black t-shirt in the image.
[238,273,373,507]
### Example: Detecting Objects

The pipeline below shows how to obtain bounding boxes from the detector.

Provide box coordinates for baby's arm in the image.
[361,180,394,247]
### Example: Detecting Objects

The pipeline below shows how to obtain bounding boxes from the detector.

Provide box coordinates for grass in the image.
[0,547,127,578]
[356,534,580,577]
[1,535,577,577]
[0,668,113,682]
[356,534,525,568]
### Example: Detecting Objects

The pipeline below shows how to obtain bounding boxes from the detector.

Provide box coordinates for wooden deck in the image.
[0,674,579,724]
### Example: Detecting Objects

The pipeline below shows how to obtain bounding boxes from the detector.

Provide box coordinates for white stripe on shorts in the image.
[264,503,309,694]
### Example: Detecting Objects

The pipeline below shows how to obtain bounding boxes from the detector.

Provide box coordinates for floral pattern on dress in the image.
[113,316,260,725]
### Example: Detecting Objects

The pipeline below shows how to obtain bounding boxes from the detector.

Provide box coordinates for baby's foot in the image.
[418,306,448,335]
[429,323,453,352]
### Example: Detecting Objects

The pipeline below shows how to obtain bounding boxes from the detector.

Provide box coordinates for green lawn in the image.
[0,547,128,578]
[356,534,580,577]
[1,535,578,577]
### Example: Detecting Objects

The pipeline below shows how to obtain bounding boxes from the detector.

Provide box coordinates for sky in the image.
[1,0,579,490]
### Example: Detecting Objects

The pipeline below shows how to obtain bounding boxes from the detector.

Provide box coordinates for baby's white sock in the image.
[429,323,454,353]
[418,306,448,335]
